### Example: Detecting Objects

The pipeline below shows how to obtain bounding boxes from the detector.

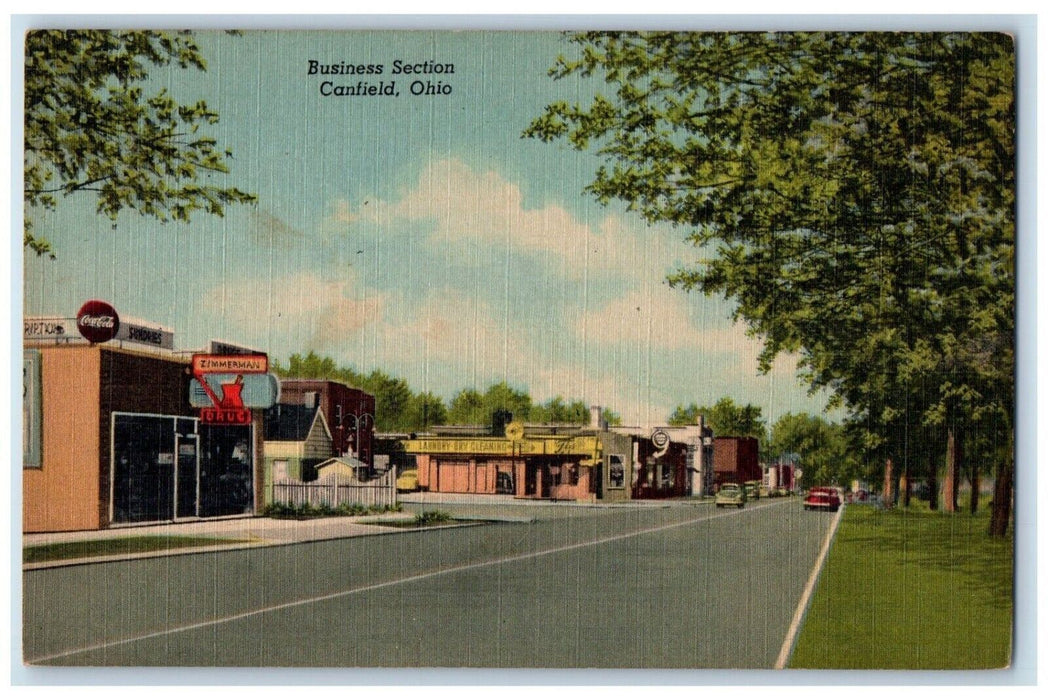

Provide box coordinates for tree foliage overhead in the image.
[527,31,1015,534]
[24,30,256,256]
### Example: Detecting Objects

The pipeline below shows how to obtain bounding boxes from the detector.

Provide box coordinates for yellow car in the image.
[715,483,746,508]
[396,468,419,492]
[744,480,761,501]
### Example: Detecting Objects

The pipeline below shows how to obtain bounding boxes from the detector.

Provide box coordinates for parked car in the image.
[743,480,761,501]
[804,486,842,512]
[715,482,746,508]
[396,468,419,492]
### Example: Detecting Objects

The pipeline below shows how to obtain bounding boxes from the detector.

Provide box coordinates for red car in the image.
[804,486,842,512]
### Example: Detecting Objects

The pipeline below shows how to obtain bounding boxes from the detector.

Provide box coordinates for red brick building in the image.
[278,379,375,470]
[712,436,761,486]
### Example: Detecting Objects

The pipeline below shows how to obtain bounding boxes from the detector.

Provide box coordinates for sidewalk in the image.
[22,494,711,569]
[21,512,422,570]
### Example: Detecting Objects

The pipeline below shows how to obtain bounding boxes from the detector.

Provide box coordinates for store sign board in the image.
[76,300,120,343]
[192,354,269,374]
[25,310,173,349]
[116,321,174,349]
[190,373,280,408]
[200,407,253,425]
[192,353,270,425]
[208,339,264,356]
[24,317,75,341]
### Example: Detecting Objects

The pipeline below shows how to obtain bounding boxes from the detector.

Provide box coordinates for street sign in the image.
[190,373,280,408]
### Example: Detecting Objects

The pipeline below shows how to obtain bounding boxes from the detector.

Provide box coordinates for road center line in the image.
[774,504,845,669]
[28,499,793,665]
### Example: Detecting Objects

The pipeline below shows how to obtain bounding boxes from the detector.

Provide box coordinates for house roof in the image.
[263,403,323,442]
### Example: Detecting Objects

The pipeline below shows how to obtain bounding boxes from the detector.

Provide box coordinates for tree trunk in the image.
[900,467,911,508]
[943,428,960,513]
[969,469,980,515]
[883,458,894,508]
[927,457,939,511]
[988,457,1013,538]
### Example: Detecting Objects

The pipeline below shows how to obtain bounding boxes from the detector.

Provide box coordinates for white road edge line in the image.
[774,504,845,669]
[28,499,792,664]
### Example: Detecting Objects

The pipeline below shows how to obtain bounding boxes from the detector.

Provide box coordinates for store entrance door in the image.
[112,414,178,524]
[175,420,200,519]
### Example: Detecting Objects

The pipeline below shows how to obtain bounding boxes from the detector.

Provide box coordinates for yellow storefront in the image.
[400,424,633,502]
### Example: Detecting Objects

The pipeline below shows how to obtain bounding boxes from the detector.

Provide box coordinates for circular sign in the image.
[505,421,525,441]
[76,300,120,343]
[651,429,670,449]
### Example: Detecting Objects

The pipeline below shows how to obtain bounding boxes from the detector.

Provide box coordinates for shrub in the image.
[263,501,402,519]
[414,510,452,526]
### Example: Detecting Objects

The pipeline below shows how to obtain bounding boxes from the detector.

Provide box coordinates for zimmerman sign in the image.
[191,354,269,425]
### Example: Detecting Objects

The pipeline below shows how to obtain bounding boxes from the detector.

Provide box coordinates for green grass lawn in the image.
[789,501,1013,669]
[23,535,251,564]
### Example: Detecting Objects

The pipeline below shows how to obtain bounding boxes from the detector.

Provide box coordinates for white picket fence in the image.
[272,469,396,508]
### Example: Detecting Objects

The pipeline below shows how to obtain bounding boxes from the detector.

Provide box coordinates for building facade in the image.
[399,418,712,503]
[23,344,262,532]
[712,436,762,487]
[262,402,334,504]
[278,379,376,470]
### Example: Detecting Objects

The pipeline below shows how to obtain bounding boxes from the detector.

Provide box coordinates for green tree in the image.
[24,30,255,256]
[359,370,415,432]
[668,397,767,444]
[601,408,623,427]
[667,403,702,427]
[482,381,534,421]
[531,396,591,424]
[527,31,1014,536]
[405,391,448,431]
[447,389,485,425]
[769,413,863,488]
[273,351,367,389]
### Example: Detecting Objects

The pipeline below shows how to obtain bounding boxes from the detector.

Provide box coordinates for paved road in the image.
[23,498,835,667]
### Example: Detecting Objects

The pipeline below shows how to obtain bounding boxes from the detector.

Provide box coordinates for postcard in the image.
[20,27,1016,672]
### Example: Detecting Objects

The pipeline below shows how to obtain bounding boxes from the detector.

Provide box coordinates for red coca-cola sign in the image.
[76,300,120,343]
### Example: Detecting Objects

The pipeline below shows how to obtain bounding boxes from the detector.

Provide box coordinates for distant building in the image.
[398,408,715,502]
[278,379,375,469]
[712,436,761,486]
[262,402,333,503]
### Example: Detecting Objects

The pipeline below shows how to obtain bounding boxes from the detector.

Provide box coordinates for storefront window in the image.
[111,414,254,523]
[608,455,625,488]
[199,424,254,517]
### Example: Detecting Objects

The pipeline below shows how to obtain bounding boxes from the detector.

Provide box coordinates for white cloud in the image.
[577,285,766,363]
[329,157,665,272]
[200,271,385,350]
[205,165,829,426]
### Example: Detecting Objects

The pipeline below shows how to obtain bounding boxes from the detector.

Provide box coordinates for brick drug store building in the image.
[23,302,271,533]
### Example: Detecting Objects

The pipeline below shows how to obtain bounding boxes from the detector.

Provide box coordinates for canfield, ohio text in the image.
[307,59,456,97]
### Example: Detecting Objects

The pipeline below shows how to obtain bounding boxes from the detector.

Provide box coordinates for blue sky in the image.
[23,30,838,427]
